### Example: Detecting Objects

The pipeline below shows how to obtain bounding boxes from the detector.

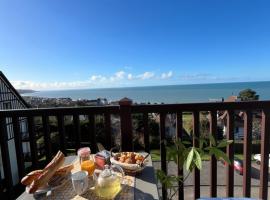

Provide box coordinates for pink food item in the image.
[95,150,111,169]
[95,155,106,169]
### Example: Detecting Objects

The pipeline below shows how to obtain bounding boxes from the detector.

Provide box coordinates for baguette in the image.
[21,170,43,186]
[44,151,63,170]
[55,164,74,176]
[21,164,74,186]
[28,151,65,193]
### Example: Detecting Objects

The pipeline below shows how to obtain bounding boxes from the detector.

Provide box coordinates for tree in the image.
[238,88,259,101]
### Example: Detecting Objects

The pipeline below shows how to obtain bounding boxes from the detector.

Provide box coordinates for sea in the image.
[22,81,270,104]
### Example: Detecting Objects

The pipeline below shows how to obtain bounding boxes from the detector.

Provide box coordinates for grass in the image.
[182,113,193,134]
[150,149,162,161]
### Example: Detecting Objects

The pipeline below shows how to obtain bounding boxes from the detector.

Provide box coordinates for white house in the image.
[0,71,30,186]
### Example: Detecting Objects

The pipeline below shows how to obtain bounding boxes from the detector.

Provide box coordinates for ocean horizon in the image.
[22,81,270,104]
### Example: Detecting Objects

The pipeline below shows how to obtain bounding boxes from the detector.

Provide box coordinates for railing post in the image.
[88,115,97,153]
[193,111,200,200]
[42,115,52,162]
[160,112,167,200]
[210,110,217,197]
[28,116,38,168]
[119,98,133,151]
[57,114,66,155]
[12,116,25,179]
[0,116,13,197]
[243,110,252,197]
[143,113,150,153]
[73,114,81,150]
[104,112,112,150]
[176,112,184,200]
[259,109,270,200]
[226,110,234,197]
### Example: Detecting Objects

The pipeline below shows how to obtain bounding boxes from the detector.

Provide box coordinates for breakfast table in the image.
[17,153,160,200]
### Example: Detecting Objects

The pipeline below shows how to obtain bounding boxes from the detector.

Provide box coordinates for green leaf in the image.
[227,140,233,145]
[217,140,233,148]
[194,149,202,170]
[217,140,228,148]
[156,170,182,190]
[204,146,211,151]
[176,141,186,152]
[209,135,216,146]
[186,148,194,171]
[199,138,207,149]
[208,147,218,156]
[182,141,191,145]
[213,148,231,164]
[178,149,188,167]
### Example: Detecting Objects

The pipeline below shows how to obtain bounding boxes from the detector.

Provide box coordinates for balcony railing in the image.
[0,99,270,200]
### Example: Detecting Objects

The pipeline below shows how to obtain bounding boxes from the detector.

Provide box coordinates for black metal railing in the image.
[0,99,270,200]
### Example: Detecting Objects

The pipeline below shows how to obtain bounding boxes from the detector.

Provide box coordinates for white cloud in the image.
[114,71,125,79]
[127,73,133,80]
[11,70,173,90]
[90,75,106,81]
[109,71,126,82]
[137,72,155,80]
[161,71,173,79]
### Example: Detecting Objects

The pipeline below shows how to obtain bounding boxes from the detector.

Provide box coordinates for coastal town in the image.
[22,96,110,108]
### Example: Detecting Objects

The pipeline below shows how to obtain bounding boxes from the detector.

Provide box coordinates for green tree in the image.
[238,88,259,101]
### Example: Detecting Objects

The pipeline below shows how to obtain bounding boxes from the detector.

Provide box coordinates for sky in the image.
[0,0,270,90]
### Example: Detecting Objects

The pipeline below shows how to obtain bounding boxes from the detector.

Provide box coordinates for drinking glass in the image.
[71,171,89,195]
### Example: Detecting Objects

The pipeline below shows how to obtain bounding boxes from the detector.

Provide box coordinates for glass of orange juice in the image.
[77,147,95,176]
[81,160,95,176]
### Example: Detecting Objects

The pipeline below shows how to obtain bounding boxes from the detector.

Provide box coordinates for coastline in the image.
[21,81,270,104]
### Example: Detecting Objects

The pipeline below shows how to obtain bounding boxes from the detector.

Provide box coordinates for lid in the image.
[100,165,112,178]
[96,150,111,159]
[77,147,91,157]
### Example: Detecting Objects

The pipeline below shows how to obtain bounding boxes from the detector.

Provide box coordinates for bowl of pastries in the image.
[110,152,148,174]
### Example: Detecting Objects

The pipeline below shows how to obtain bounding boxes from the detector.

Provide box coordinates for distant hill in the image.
[17,89,37,94]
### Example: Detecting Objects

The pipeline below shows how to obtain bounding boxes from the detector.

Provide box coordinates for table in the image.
[17,154,159,200]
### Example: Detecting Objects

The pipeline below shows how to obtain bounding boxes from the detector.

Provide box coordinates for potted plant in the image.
[156,135,233,200]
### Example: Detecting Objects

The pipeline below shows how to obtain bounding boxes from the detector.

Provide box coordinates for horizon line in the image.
[18,79,270,93]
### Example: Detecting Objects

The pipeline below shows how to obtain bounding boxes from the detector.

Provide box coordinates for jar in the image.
[95,150,111,169]
[77,147,91,163]
[77,147,95,176]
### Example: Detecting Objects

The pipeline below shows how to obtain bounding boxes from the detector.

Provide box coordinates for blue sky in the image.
[0,0,270,90]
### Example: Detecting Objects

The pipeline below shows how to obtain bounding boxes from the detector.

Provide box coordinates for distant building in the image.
[224,95,241,102]
[218,111,244,140]
[217,95,261,140]
[0,71,30,186]
[216,96,243,140]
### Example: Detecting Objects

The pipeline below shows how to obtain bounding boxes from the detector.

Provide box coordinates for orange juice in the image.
[81,160,95,176]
